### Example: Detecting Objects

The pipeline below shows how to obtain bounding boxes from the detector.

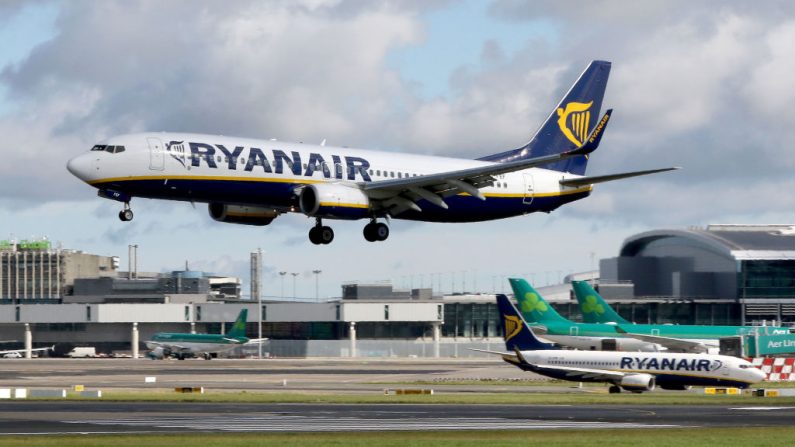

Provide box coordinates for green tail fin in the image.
[508,278,570,324]
[227,309,248,338]
[571,280,630,324]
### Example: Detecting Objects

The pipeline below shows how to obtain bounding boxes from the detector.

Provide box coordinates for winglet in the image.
[568,109,611,157]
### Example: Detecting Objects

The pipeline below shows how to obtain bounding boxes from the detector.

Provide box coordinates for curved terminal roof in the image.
[620,225,795,261]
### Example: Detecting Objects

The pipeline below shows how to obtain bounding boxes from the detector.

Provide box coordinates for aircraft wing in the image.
[243,338,269,344]
[614,327,712,353]
[558,167,680,187]
[0,346,53,355]
[360,111,611,215]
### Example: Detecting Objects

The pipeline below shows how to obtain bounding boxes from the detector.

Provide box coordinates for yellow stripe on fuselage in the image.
[319,202,368,209]
[89,175,592,199]
[88,174,325,186]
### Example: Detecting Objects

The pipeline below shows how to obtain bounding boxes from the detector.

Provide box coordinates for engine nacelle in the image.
[619,374,656,392]
[299,183,370,220]
[208,203,279,226]
[147,346,166,360]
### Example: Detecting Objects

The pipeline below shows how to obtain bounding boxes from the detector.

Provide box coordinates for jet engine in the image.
[208,203,279,226]
[147,346,167,360]
[619,374,656,392]
[299,183,370,219]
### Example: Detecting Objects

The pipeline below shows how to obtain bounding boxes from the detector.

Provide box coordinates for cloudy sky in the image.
[1,0,794,299]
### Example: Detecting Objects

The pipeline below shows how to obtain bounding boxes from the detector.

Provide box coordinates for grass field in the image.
[1,427,793,447]
[32,389,795,406]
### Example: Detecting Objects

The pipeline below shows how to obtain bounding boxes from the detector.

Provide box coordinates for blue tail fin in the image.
[496,294,555,351]
[479,60,611,175]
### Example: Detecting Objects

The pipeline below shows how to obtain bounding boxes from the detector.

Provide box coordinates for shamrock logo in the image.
[581,295,605,315]
[520,292,547,314]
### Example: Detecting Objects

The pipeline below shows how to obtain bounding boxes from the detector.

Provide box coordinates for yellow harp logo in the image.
[556,101,593,146]
[503,315,523,342]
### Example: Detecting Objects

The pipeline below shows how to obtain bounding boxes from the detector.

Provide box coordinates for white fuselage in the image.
[521,349,765,387]
[66,132,592,223]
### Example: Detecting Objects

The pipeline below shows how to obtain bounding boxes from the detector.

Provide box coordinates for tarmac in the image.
[0,358,791,434]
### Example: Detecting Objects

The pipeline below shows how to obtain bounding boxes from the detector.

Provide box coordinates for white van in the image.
[66,347,96,358]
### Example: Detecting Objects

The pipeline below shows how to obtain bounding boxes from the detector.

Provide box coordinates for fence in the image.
[234,339,504,358]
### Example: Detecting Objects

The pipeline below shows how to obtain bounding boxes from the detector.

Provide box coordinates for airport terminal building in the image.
[1,225,794,357]
[595,224,795,326]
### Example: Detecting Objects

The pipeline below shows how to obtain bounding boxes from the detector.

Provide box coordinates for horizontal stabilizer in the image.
[559,167,680,187]
[614,326,712,353]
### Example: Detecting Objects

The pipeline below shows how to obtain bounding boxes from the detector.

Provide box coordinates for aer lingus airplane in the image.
[480,295,765,393]
[146,309,266,360]
[510,278,660,352]
[570,280,791,353]
[66,60,677,244]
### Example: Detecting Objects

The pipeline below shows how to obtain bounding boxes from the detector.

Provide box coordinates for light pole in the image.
[291,272,299,299]
[312,269,322,302]
[256,248,263,359]
[279,271,287,299]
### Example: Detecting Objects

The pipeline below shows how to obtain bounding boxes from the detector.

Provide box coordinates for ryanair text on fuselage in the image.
[180,141,372,182]
[620,357,721,372]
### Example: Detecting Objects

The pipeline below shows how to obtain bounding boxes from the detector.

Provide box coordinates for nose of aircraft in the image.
[66,153,91,181]
[752,366,767,383]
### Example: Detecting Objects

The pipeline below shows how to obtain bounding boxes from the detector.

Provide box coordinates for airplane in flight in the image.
[66,60,677,244]
[570,280,791,353]
[146,309,266,360]
[481,295,765,393]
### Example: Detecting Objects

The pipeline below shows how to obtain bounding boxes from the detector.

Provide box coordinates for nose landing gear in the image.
[363,220,389,242]
[308,218,334,245]
[118,202,134,222]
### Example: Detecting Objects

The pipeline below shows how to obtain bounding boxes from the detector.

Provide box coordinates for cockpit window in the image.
[101,145,126,154]
[91,145,107,151]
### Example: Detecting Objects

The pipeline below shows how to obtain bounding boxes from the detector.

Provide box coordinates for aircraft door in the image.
[569,326,579,336]
[147,137,165,171]
[523,173,534,205]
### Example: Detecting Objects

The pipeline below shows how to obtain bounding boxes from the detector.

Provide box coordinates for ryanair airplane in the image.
[479,295,765,393]
[67,61,676,244]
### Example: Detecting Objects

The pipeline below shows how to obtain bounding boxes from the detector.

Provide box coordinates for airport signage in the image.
[746,334,795,356]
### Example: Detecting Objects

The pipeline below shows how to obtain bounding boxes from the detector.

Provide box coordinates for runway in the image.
[0,402,793,434]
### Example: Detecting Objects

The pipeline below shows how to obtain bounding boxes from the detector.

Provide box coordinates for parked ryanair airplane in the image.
[478,295,765,393]
[67,60,676,244]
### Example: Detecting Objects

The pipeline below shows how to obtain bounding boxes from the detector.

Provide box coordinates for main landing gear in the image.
[309,218,335,245]
[118,202,134,222]
[363,219,389,242]
[307,219,390,244]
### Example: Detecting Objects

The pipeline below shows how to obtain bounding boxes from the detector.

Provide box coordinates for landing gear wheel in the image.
[118,209,134,222]
[319,226,334,244]
[309,223,334,245]
[374,222,389,241]
[203,353,212,360]
[363,221,389,242]
[608,385,621,394]
[363,223,377,242]
[309,226,322,245]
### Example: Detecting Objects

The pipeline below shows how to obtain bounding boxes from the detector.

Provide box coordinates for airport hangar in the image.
[0,223,794,357]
